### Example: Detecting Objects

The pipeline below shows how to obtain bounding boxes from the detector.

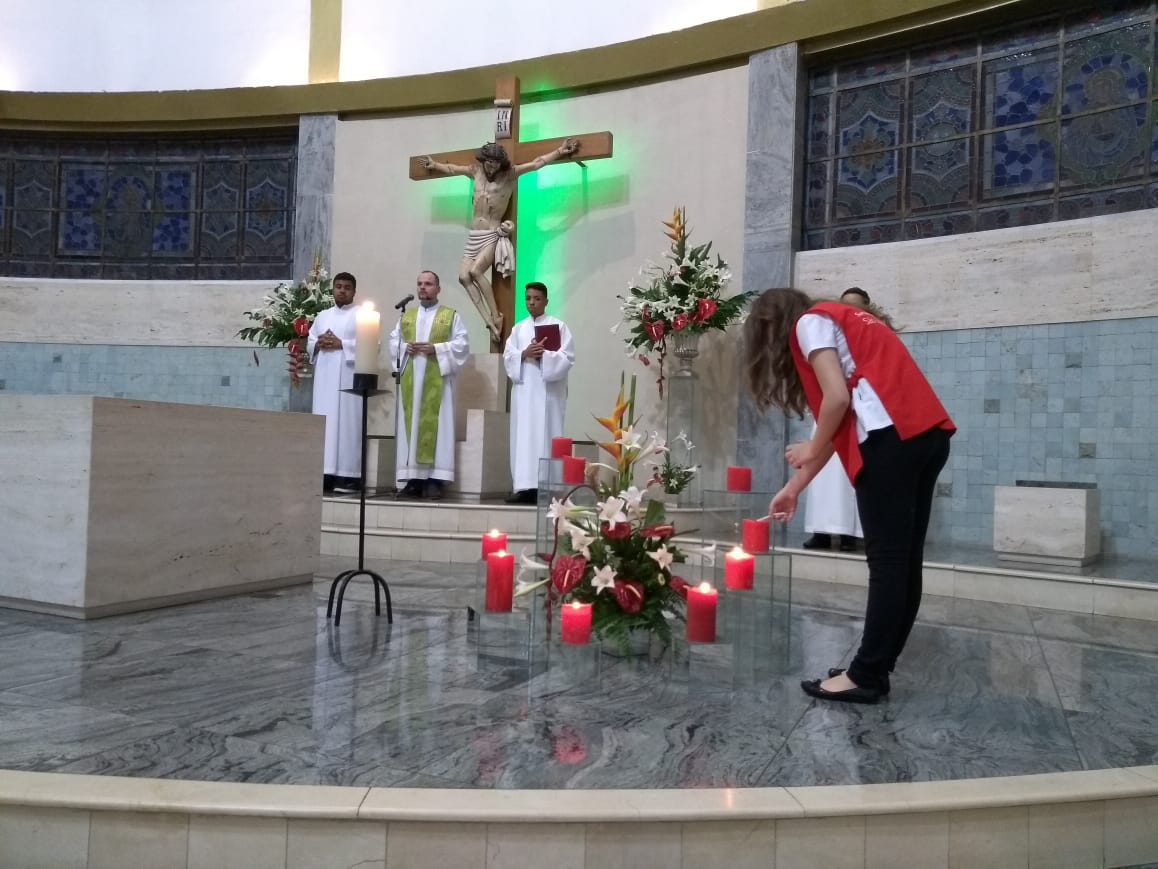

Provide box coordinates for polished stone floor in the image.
[1,556,1157,790]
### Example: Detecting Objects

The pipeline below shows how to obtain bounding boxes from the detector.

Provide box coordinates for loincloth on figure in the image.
[461,224,514,278]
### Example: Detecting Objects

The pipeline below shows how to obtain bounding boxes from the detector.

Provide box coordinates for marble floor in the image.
[1,556,1157,790]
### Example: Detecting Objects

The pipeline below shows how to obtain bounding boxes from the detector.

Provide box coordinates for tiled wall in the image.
[787,316,1158,559]
[0,342,298,412]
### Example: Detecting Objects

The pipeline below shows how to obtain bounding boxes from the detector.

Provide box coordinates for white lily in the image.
[597,496,628,530]
[514,549,552,596]
[591,565,617,595]
[568,525,596,559]
[616,426,644,451]
[546,497,585,523]
[620,486,644,518]
[648,545,674,571]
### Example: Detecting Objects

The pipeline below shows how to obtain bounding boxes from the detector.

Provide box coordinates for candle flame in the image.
[570,601,583,609]
[729,546,746,557]
[698,581,712,593]
[488,529,502,537]
[361,301,376,311]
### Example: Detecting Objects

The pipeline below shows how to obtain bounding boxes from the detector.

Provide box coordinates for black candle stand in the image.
[326,372,393,627]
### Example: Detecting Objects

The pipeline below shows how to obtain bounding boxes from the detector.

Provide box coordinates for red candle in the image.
[686,582,717,642]
[485,550,514,612]
[551,437,573,459]
[562,455,586,485]
[726,466,752,492]
[724,547,754,590]
[560,601,592,644]
[741,519,769,554]
[480,529,508,560]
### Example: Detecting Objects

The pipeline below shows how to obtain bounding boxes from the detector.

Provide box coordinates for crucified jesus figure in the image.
[419,138,580,343]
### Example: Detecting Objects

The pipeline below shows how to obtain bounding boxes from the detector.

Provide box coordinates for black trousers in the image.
[846,426,951,691]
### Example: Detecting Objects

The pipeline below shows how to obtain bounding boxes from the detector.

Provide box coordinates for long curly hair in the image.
[743,288,814,418]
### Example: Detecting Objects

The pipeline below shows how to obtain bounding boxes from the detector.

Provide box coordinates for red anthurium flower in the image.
[672,313,689,332]
[694,298,717,323]
[287,339,302,356]
[292,317,310,337]
[669,576,690,599]
[641,523,675,539]
[601,521,631,541]
[551,554,588,596]
[612,579,645,614]
[644,320,665,343]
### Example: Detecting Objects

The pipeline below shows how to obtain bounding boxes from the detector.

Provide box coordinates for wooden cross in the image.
[409,76,613,351]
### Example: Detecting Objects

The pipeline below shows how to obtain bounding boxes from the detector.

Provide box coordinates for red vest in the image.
[789,302,955,483]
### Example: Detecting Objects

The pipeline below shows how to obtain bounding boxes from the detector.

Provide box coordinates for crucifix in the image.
[409,76,613,351]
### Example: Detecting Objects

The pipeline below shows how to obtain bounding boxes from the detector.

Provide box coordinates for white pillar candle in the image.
[353,301,380,374]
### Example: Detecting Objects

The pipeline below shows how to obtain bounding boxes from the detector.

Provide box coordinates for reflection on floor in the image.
[1,555,1156,789]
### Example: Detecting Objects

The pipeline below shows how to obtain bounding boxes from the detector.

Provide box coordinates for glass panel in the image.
[245,160,291,211]
[103,211,153,259]
[58,210,102,255]
[200,211,239,259]
[835,149,901,219]
[202,162,242,210]
[830,222,901,247]
[154,166,195,211]
[1058,185,1145,219]
[977,200,1055,231]
[152,212,193,255]
[804,161,830,227]
[12,160,54,208]
[1065,0,1150,38]
[10,210,53,257]
[904,212,975,239]
[982,122,1058,198]
[60,163,106,210]
[910,65,974,142]
[105,165,153,211]
[1060,104,1147,187]
[982,48,1060,128]
[242,210,289,258]
[836,52,906,86]
[910,38,977,71]
[807,94,833,159]
[908,138,971,210]
[1062,24,1150,115]
[837,82,905,154]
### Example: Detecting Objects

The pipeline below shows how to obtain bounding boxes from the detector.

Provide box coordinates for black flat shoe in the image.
[839,535,858,552]
[801,678,882,704]
[827,667,890,695]
[802,533,832,550]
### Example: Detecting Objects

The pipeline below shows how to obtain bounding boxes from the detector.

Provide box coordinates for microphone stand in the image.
[391,300,413,500]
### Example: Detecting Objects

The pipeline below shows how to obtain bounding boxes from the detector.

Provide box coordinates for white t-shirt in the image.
[795,313,894,443]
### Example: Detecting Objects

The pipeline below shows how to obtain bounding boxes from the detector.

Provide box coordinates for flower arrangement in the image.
[651,431,698,496]
[618,207,755,396]
[518,375,703,652]
[237,256,334,386]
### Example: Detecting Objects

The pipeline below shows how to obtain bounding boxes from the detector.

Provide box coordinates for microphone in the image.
[394,294,415,310]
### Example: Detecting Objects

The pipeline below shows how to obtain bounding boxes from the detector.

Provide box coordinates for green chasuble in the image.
[400,305,456,465]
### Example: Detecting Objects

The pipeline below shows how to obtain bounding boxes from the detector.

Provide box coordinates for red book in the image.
[533,324,561,352]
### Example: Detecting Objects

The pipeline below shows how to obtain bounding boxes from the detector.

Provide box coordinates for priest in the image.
[308,271,362,494]
[502,281,576,504]
[389,270,471,500]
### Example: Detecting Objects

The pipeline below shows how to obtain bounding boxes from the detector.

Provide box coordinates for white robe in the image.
[388,303,470,483]
[804,421,863,537]
[503,315,575,491]
[307,304,361,478]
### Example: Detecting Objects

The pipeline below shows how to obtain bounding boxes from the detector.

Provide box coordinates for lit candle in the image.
[485,550,514,612]
[741,519,769,554]
[560,601,592,645]
[686,582,717,642]
[551,437,573,459]
[480,529,507,560]
[726,466,752,492]
[724,547,754,590]
[562,455,586,485]
[353,301,381,374]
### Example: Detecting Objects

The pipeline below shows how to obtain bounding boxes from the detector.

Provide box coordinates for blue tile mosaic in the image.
[0,342,293,413]
[1063,24,1149,114]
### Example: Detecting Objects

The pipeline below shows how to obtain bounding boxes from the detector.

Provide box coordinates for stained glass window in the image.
[804,1,1158,248]
[0,132,297,278]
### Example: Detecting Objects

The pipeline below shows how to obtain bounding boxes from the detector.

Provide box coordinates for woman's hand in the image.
[785,440,819,469]
[768,487,797,523]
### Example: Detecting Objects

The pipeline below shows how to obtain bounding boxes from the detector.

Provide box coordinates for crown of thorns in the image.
[475,142,510,165]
